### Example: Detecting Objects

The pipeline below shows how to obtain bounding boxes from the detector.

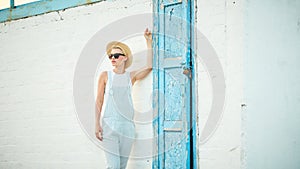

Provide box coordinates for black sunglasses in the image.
[108,53,125,59]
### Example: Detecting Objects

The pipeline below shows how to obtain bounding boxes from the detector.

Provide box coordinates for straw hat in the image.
[106,41,132,69]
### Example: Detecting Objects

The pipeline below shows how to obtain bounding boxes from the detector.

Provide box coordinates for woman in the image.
[95,28,152,169]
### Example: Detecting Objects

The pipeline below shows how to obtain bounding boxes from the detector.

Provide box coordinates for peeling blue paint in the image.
[10,0,15,9]
[0,0,104,23]
[153,0,196,168]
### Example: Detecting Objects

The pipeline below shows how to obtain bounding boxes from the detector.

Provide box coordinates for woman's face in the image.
[109,48,127,68]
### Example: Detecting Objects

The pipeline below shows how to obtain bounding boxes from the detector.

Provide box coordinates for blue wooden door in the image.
[153,0,194,168]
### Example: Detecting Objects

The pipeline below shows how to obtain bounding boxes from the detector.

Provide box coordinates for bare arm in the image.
[95,71,107,141]
[131,28,153,84]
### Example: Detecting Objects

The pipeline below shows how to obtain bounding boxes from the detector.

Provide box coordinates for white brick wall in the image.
[0,0,243,168]
[0,1,153,168]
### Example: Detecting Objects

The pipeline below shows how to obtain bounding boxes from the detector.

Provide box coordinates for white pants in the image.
[101,121,135,169]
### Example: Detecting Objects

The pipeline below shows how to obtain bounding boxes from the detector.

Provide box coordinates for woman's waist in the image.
[103,104,134,118]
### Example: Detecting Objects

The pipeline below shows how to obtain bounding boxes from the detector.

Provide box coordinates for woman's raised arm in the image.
[131,28,153,84]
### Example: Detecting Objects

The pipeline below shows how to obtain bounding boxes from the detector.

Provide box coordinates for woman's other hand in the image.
[95,124,103,141]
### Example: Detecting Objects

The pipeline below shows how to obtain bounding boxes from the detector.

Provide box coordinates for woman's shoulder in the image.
[99,71,108,83]
[100,71,108,76]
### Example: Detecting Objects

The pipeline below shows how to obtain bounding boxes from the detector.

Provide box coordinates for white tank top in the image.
[102,71,135,135]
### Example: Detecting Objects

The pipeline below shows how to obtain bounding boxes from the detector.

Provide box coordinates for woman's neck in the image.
[113,67,125,74]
